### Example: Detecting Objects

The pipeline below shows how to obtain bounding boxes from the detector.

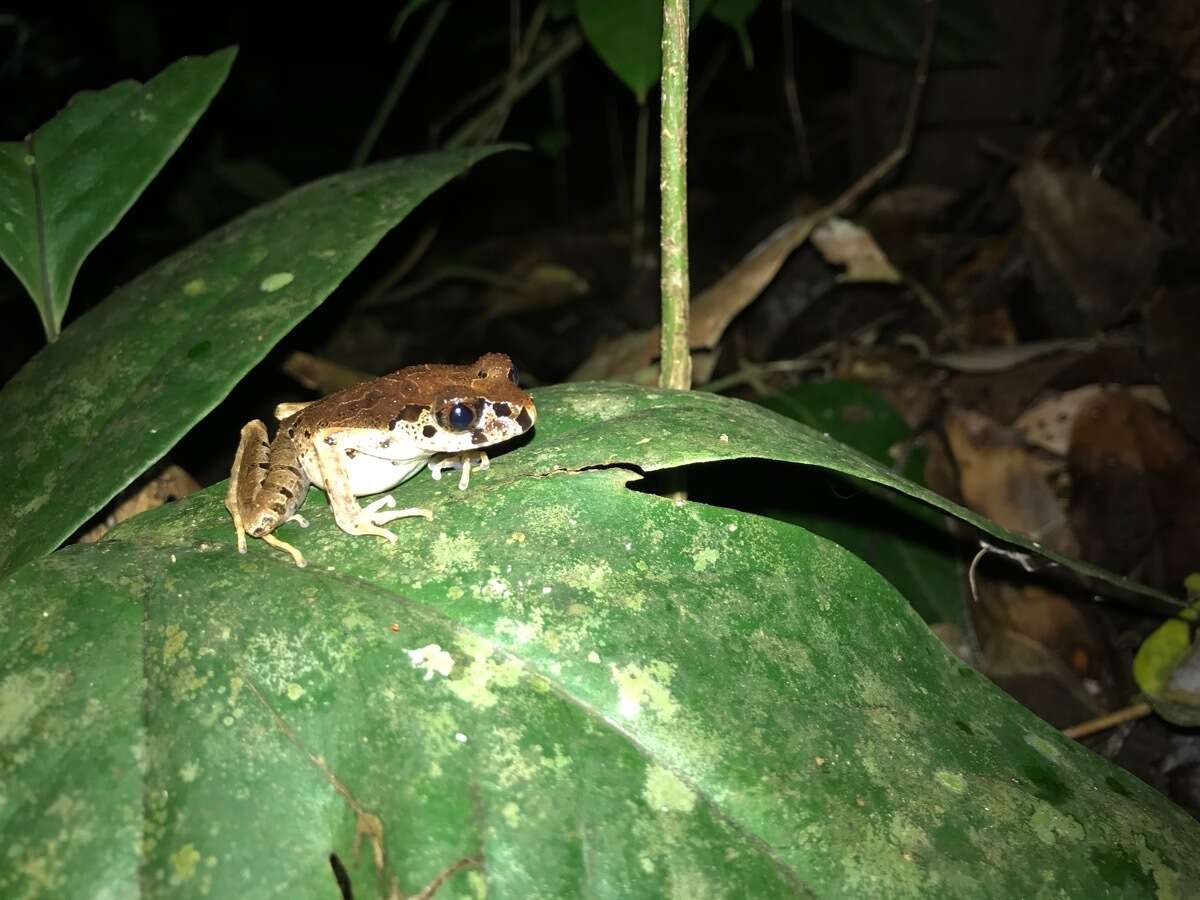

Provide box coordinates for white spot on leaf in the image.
[259,272,295,292]
[407,644,455,681]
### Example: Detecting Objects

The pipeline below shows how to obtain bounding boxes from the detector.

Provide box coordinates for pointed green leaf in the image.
[712,0,762,67]
[793,0,995,65]
[0,49,236,341]
[0,145,514,582]
[2,384,1196,897]
[578,0,663,103]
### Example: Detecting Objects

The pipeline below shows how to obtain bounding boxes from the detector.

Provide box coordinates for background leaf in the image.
[1134,601,1200,726]
[759,381,963,627]
[0,145,512,582]
[2,383,1196,897]
[711,0,763,67]
[0,49,236,341]
[578,0,663,103]
[793,0,996,65]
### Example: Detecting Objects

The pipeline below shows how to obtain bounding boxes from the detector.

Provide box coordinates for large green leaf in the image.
[793,0,995,65]
[2,384,1195,898]
[759,381,963,627]
[0,49,236,341]
[578,0,663,103]
[0,145,512,582]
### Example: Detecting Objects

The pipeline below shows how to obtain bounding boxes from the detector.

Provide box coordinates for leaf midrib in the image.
[25,134,55,341]
[107,531,818,895]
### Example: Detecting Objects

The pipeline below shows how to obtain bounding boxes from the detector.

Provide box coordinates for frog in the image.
[225,352,536,567]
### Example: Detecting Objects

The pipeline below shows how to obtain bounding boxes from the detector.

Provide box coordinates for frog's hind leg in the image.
[226,420,312,566]
[225,420,267,555]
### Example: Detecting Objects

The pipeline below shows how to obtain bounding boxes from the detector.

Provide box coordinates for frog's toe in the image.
[372,506,433,526]
[367,525,399,543]
[262,533,307,567]
[362,495,397,515]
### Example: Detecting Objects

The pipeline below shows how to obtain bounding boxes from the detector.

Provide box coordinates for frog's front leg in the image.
[429,450,491,491]
[311,428,433,543]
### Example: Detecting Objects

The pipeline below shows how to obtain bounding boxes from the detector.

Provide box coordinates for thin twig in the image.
[447,11,579,149]
[699,311,901,394]
[631,101,650,266]
[905,276,958,342]
[362,263,544,310]
[827,0,939,219]
[701,357,828,394]
[780,0,813,179]
[964,544,989,666]
[429,71,509,147]
[1063,702,1153,740]
[1090,77,1171,178]
[965,539,1044,667]
[354,224,440,310]
[690,40,729,112]
[606,96,630,217]
[410,855,484,900]
[510,0,521,62]
[351,1,450,167]
[475,0,550,147]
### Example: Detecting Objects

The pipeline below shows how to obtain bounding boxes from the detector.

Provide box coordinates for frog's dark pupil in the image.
[449,403,475,429]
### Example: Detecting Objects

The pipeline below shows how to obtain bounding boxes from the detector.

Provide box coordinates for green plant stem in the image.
[658,0,691,390]
[351,1,449,168]
[446,20,581,149]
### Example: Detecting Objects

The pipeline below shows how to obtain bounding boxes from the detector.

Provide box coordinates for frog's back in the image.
[288,354,529,433]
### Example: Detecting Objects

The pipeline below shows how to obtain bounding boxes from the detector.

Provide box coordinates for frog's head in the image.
[396,353,537,454]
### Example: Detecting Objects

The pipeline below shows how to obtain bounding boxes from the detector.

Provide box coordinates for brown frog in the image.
[225,353,536,567]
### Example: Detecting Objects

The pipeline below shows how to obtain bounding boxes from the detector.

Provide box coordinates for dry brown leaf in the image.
[942,354,1084,426]
[479,260,591,322]
[1147,0,1200,81]
[1012,161,1166,330]
[979,622,1107,728]
[945,408,1079,557]
[1068,389,1200,589]
[282,352,373,394]
[810,217,902,284]
[77,465,202,544]
[1144,286,1200,444]
[570,213,823,383]
[861,184,958,226]
[931,338,1114,374]
[1016,384,1168,456]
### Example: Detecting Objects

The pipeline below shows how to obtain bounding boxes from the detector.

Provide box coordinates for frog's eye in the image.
[445,402,477,431]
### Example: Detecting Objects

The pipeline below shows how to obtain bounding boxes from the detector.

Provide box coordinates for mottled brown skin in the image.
[290,352,535,434]
[225,353,536,567]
